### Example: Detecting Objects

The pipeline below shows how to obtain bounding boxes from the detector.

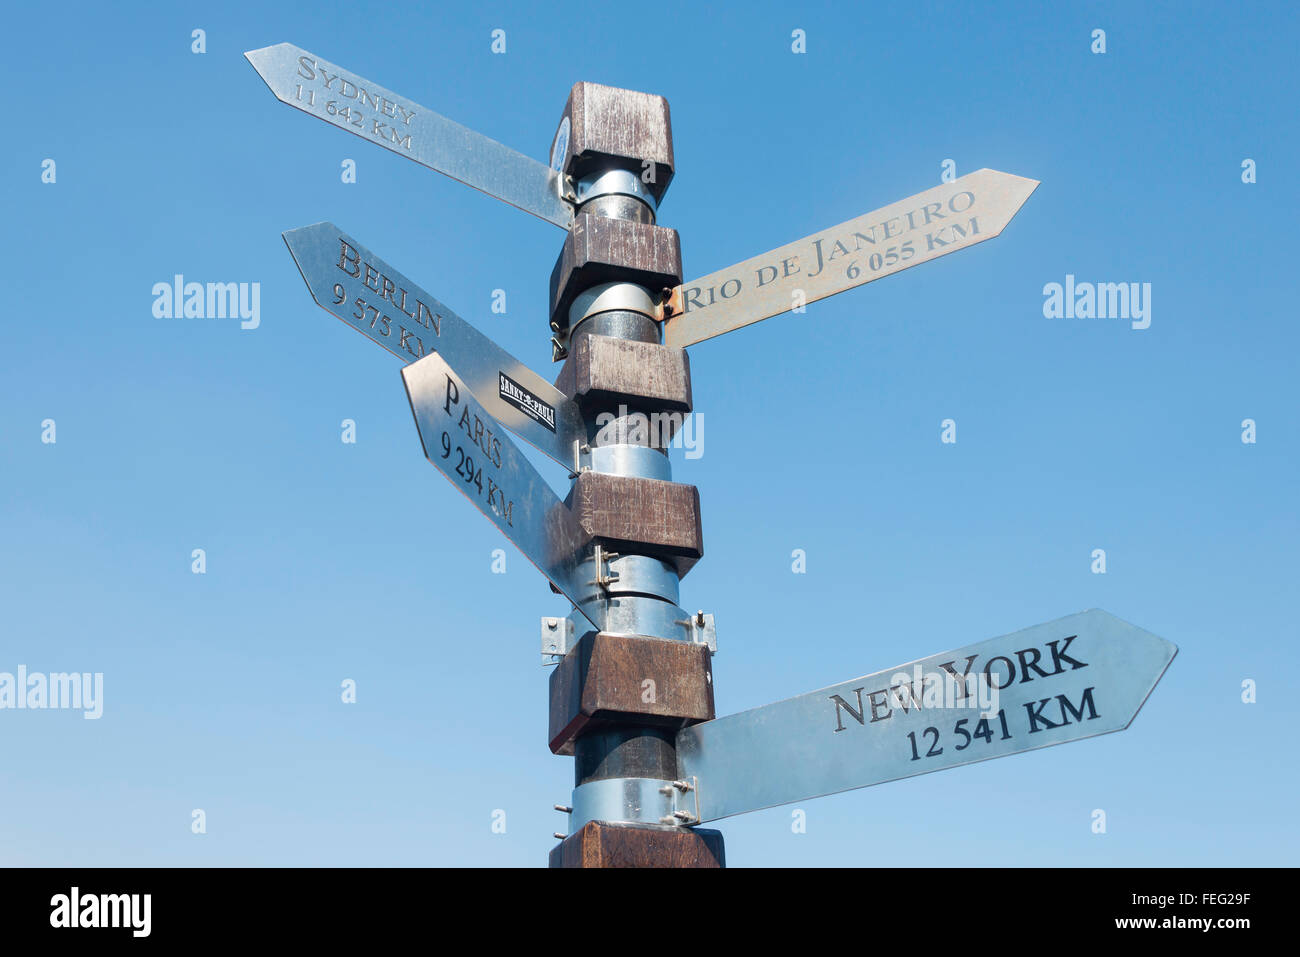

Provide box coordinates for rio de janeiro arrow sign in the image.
[675,609,1176,823]
[660,168,1039,348]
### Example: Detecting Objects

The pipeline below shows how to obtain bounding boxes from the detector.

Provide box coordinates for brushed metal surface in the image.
[567,777,681,831]
[246,42,573,227]
[284,222,584,468]
[402,353,598,630]
[677,609,1176,823]
[663,168,1039,348]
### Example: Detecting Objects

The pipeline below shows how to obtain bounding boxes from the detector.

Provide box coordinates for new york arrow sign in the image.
[676,609,1176,822]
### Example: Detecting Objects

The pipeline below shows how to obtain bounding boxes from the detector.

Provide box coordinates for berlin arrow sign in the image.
[283,222,585,469]
[660,169,1039,348]
[246,42,573,228]
[402,352,599,630]
[675,609,1176,823]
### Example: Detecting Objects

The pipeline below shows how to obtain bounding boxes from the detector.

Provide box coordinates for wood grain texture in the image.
[549,215,682,331]
[554,333,693,413]
[549,821,725,868]
[549,632,715,755]
[551,82,675,201]
[565,471,703,577]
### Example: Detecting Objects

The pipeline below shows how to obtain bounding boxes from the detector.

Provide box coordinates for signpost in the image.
[249,41,1176,869]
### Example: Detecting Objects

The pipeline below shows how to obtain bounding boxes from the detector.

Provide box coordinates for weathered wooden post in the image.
[541,83,724,867]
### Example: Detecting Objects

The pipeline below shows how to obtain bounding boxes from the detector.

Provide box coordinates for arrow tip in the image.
[281,221,332,244]
[244,43,295,93]
[244,42,284,60]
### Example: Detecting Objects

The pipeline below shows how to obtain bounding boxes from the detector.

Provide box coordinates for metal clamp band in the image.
[585,443,672,479]
[570,553,681,606]
[574,169,658,213]
[569,282,658,332]
[565,776,699,831]
[539,600,719,663]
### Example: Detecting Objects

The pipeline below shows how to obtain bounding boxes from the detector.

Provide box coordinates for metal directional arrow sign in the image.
[402,352,599,630]
[284,222,585,468]
[676,609,1176,823]
[661,168,1039,348]
[246,43,574,228]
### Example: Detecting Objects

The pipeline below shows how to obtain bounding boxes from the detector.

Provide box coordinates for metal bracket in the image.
[541,616,575,665]
[544,604,711,665]
[656,285,683,323]
[560,173,579,205]
[567,440,590,480]
[588,544,620,591]
[657,777,700,826]
[676,610,718,654]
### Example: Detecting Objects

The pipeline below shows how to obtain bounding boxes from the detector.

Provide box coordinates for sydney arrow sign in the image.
[247,42,573,227]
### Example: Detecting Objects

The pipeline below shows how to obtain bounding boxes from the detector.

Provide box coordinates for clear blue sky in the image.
[2,0,1295,866]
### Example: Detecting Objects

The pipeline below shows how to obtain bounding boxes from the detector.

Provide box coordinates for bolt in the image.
[553,832,566,840]
[659,288,676,318]
[546,619,558,630]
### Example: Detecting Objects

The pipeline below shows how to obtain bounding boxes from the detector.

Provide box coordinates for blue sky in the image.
[2,0,1295,866]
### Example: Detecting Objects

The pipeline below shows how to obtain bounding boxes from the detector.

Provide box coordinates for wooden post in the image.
[546,82,724,867]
